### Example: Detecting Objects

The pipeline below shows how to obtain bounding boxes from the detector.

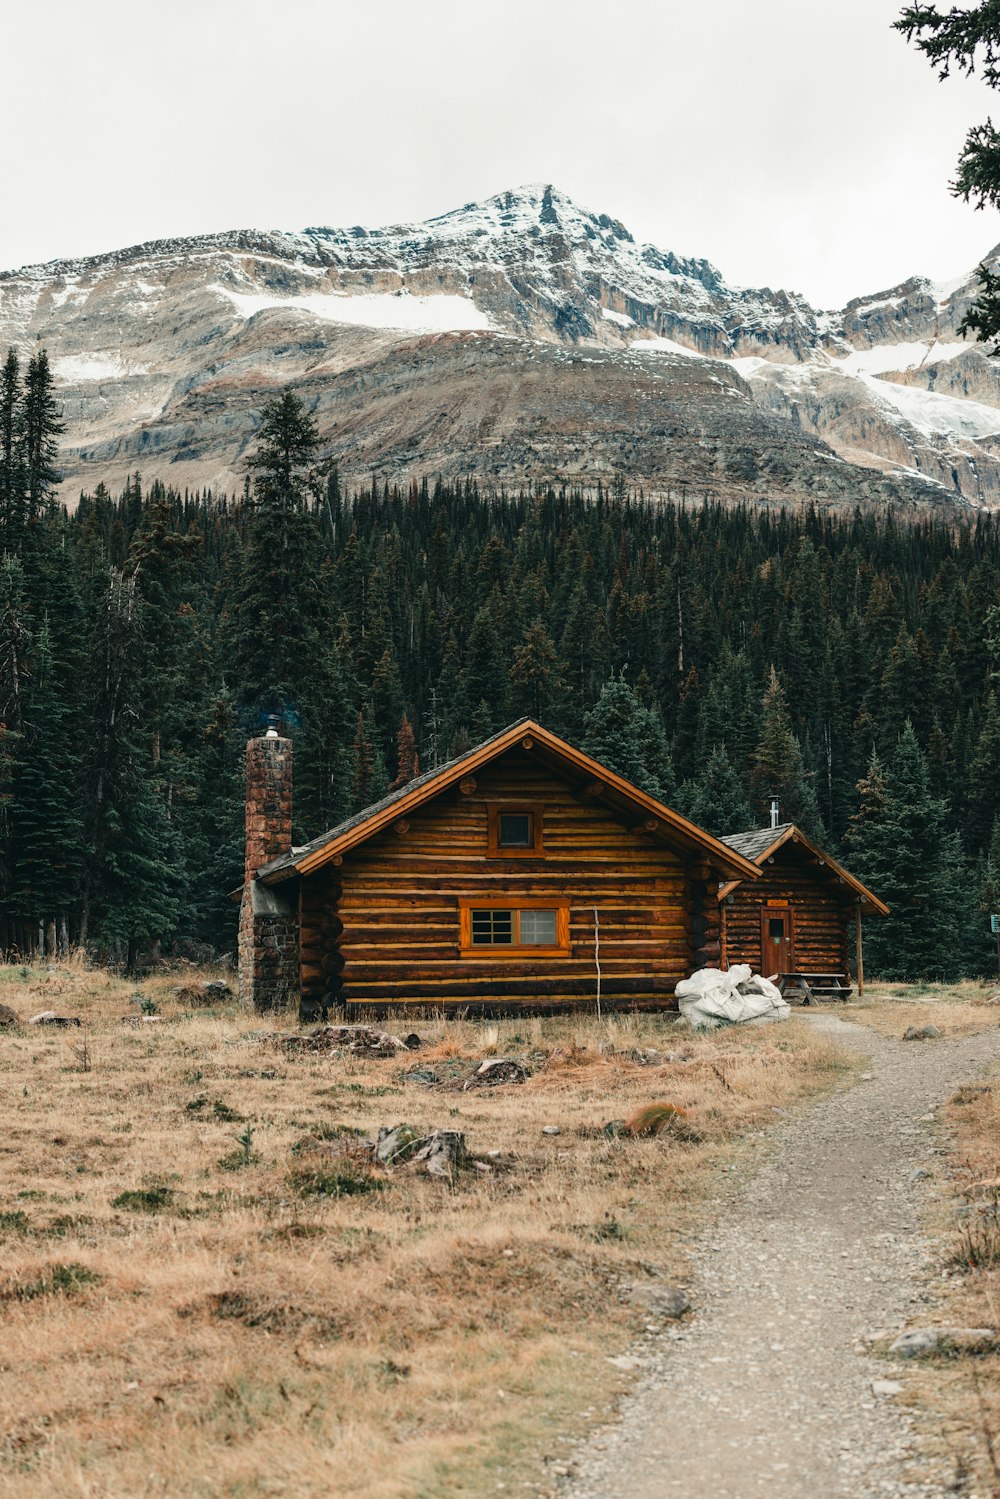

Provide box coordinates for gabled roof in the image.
[717,823,889,915]
[721,824,796,863]
[256,718,762,886]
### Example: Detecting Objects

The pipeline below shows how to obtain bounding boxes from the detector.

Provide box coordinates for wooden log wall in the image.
[299,870,344,1014]
[722,845,853,976]
[314,750,699,1012]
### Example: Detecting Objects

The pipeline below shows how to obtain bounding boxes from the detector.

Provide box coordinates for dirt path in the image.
[564,1015,1000,1499]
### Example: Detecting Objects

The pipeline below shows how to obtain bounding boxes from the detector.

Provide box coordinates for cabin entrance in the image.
[760,905,794,975]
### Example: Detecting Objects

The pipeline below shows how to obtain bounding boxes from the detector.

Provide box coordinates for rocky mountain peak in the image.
[0,185,998,509]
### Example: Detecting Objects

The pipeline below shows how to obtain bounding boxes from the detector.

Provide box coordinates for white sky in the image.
[2,0,999,308]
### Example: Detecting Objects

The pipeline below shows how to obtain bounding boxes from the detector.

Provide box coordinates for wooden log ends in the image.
[459,776,477,796]
[643,817,659,832]
[521,736,534,749]
[393,819,411,835]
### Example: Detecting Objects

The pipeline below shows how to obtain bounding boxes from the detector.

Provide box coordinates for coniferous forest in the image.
[1,363,999,980]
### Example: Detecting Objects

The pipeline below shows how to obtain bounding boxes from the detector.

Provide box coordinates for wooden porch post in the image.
[855,904,865,998]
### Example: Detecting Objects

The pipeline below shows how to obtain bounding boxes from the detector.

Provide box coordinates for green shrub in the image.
[112,1185,173,1213]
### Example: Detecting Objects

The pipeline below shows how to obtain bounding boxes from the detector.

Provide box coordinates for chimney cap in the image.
[769,797,781,830]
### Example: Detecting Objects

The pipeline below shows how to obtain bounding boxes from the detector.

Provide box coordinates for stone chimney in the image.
[238,731,299,1012]
[245,729,293,879]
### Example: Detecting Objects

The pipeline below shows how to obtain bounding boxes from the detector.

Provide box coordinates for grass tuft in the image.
[111,1184,173,1212]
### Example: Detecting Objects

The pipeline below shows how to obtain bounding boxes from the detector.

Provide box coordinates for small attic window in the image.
[499,812,531,847]
[487,806,544,857]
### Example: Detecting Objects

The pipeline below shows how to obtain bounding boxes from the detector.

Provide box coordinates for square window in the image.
[498,812,532,847]
[519,909,557,945]
[487,806,544,858]
[471,909,513,945]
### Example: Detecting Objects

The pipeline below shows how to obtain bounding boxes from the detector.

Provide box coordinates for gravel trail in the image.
[565,1014,1000,1499]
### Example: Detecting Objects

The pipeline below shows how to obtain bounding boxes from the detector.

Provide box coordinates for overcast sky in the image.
[3,0,998,307]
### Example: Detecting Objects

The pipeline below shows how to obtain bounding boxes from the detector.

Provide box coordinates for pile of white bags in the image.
[675,964,790,1030]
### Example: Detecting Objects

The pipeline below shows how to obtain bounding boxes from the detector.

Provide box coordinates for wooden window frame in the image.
[486,804,545,859]
[459,899,569,957]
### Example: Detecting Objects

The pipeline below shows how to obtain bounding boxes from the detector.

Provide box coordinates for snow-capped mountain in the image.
[0,184,996,507]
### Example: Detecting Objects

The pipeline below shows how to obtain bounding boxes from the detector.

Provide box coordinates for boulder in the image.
[174,979,233,1006]
[890,1327,996,1358]
[403,1068,440,1087]
[375,1124,424,1166]
[625,1283,691,1319]
[902,1025,942,1041]
[411,1130,467,1181]
[0,1003,19,1027]
[28,1011,81,1027]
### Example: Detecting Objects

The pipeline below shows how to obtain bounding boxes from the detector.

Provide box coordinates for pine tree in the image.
[581,675,675,803]
[845,725,966,980]
[896,4,1000,345]
[22,351,63,522]
[79,569,182,961]
[509,618,565,723]
[749,668,824,837]
[679,744,754,837]
[0,349,24,535]
[389,713,420,790]
[245,390,320,511]
[351,710,387,810]
[967,690,1000,850]
[7,620,84,948]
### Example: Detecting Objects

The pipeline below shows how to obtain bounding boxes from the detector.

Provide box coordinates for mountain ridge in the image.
[1,183,997,507]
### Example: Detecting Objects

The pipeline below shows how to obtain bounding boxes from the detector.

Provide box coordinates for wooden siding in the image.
[722,844,853,977]
[302,750,699,1011]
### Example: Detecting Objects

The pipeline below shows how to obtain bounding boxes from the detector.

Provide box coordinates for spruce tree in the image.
[845,725,965,980]
[389,714,420,790]
[79,569,182,960]
[7,620,84,948]
[581,675,675,803]
[0,349,24,536]
[22,351,63,522]
[679,744,754,837]
[749,668,825,837]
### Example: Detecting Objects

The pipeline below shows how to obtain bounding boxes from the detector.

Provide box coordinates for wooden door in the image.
[760,905,794,975]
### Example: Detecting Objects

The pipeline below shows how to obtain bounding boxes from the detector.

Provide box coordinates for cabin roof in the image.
[256,718,762,886]
[717,823,889,915]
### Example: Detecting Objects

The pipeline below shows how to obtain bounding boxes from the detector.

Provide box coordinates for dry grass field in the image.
[0,956,856,1499]
[846,979,1000,1040]
[905,1050,1000,1496]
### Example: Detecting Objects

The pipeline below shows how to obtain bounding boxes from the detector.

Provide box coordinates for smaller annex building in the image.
[238,719,761,1016]
[717,823,889,1001]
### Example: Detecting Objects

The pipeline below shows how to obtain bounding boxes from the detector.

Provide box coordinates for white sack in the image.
[675,964,790,1030]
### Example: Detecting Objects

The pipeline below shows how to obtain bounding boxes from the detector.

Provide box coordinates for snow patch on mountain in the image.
[859,373,1000,440]
[212,283,496,333]
[834,340,969,375]
[631,336,706,358]
[53,353,145,382]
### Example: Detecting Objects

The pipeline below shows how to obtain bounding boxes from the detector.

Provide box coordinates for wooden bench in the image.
[775,972,853,1005]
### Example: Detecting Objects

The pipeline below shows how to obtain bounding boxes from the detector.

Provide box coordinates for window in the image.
[486,805,544,857]
[499,812,532,848]
[471,908,514,945]
[460,902,568,954]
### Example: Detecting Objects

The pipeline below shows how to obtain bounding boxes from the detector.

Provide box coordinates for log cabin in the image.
[238,719,761,1016]
[717,822,889,1002]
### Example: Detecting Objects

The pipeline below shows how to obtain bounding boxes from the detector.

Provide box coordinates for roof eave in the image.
[715,824,889,914]
[258,719,761,885]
